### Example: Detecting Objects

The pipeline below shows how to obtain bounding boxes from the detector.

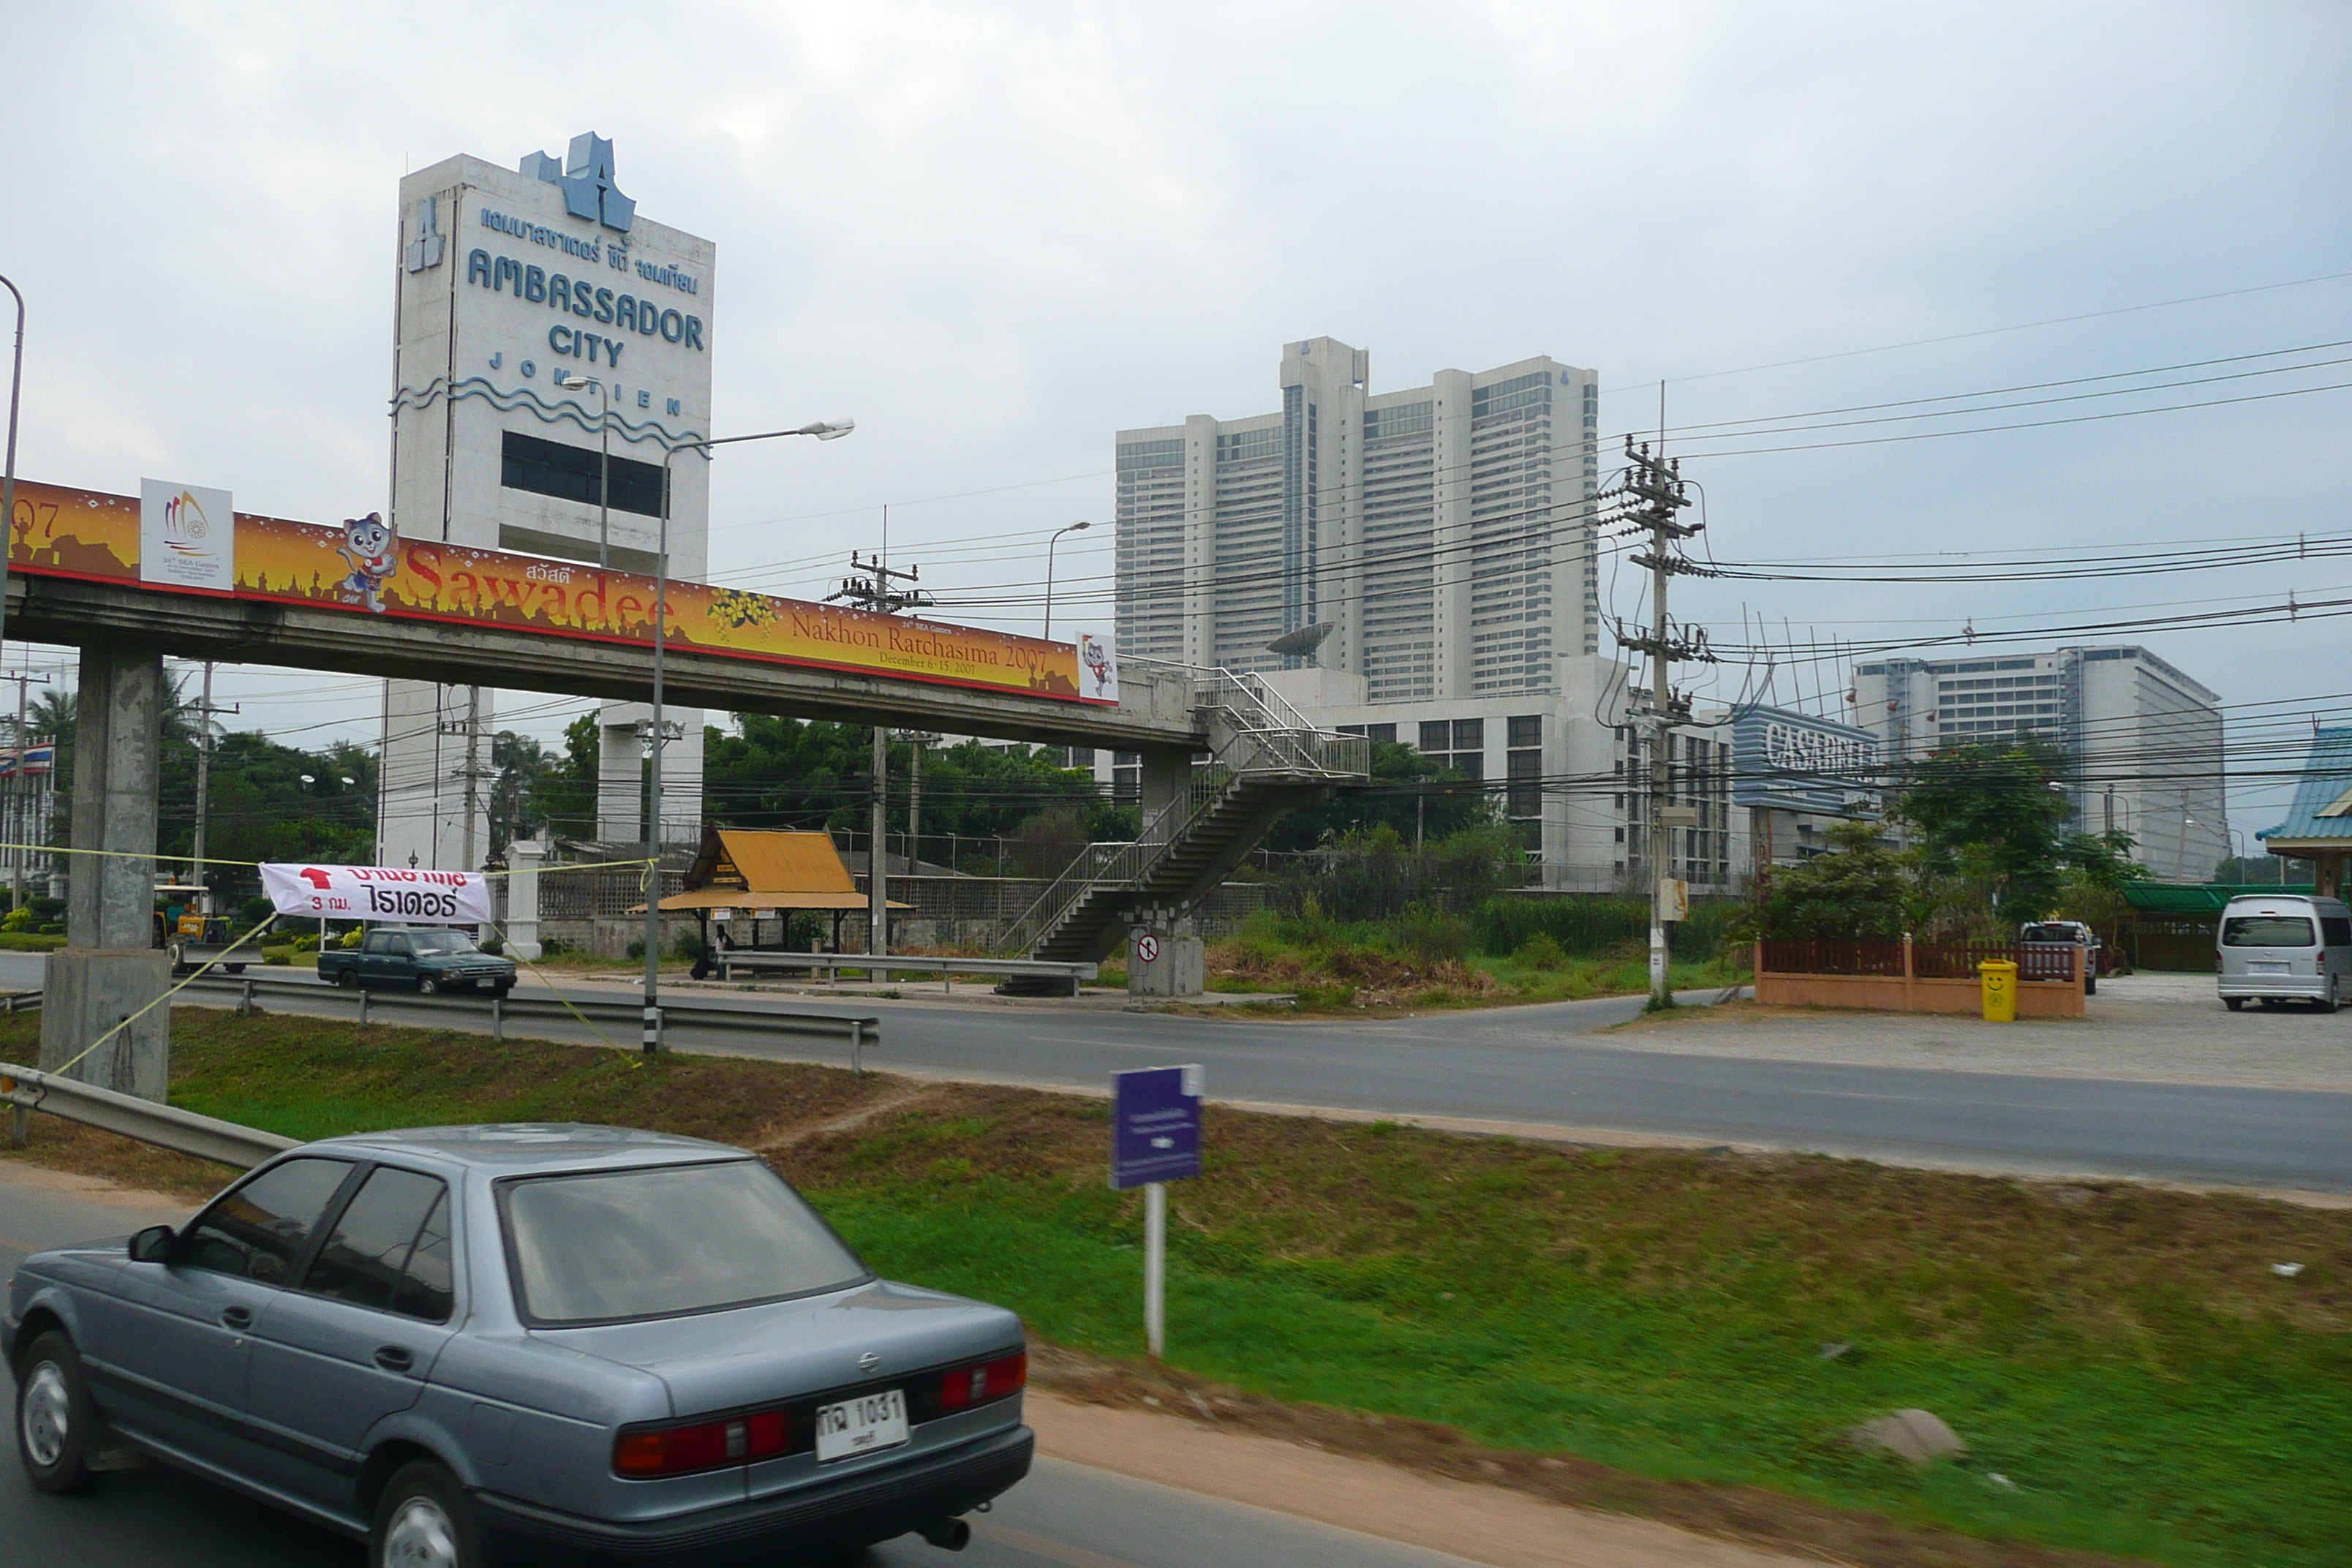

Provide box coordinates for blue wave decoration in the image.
[389,376,708,451]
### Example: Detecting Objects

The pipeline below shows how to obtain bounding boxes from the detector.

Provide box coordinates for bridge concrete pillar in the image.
[42,642,170,1100]
[1138,748,1195,832]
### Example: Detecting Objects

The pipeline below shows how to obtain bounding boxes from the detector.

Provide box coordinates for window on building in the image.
[1418,720,1451,753]
[500,431,665,516]
[1507,715,1542,750]
[1507,747,1542,819]
[1366,723,1396,744]
[1452,718,1485,751]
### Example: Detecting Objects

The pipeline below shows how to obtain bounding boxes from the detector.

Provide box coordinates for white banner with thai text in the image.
[260,863,491,924]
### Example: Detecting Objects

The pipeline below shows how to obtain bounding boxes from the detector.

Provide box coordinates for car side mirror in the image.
[129,1225,176,1264]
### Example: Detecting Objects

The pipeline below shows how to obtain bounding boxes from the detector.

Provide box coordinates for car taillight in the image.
[937,1351,1028,1413]
[614,1409,790,1477]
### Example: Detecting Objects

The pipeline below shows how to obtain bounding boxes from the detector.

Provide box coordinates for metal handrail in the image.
[998,769,1238,954]
[993,658,1369,955]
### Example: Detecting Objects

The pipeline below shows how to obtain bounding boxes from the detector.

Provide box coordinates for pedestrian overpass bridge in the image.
[10,478,1365,1085]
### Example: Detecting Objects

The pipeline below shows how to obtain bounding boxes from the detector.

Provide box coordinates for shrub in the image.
[1392,905,1472,965]
[1515,932,1567,970]
[1,905,31,932]
[480,934,505,957]
[292,933,320,953]
[264,949,291,966]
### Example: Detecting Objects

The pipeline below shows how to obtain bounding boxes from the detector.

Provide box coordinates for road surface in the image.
[0,1166,1480,1568]
[6,952,2348,1192]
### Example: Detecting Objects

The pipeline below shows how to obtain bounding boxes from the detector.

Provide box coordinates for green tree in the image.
[701,717,1126,857]
[1893,736,2078,927]
[1738,821,1912,941]
[1265,741,1486,851]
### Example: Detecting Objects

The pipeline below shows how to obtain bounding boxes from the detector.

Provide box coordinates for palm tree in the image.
[25,690,74,745]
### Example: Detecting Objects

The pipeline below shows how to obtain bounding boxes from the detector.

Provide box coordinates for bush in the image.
[479,934,504,956]
[1515,932,1567,970]
[1474,896,1735,962]
[1392,905,1473,964]
[292,933,320,953]
[540,936,575,957]
[37,922,63,935]
[1,905,31,932]
[264,949,292,966]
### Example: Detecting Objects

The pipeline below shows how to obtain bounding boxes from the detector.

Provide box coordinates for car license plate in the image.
[2250,962,2289,974]
[815,1389,908,1462]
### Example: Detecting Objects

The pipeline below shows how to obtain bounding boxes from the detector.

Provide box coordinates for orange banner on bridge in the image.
[4,482,1096,702]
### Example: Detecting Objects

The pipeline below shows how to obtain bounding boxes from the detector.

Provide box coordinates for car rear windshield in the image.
[2223,916,2315,948]
[501,1159,867,1324]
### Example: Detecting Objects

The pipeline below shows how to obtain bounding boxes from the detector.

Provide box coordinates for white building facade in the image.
[1249,659,1742,894]
[1850,645,2225,883]
[1115,339,1601,702]
[383,135,715,869]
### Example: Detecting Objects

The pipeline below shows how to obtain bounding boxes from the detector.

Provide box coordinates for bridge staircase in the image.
[1000,668,1371,968]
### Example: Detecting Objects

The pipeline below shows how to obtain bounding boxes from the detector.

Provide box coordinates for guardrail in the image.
[173,973,881,1067]
[716,952,1098,995]
[1,974,890,1164]
[1,1061,298,1169]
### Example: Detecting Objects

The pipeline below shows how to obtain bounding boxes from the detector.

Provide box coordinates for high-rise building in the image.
[1115,339,1599,701]
[1850,645,2226,882]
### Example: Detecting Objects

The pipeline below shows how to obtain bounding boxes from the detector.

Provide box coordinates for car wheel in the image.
[2321,979,2340,1015]
[336,968,358,989]
[371,1460,481,1568]
[15,1331,96,1494]
[2223,997,2245,1011]
[226,963,246,976]
[2084,972,2097,995]
[418,976,440,996]
[491,981,513,998]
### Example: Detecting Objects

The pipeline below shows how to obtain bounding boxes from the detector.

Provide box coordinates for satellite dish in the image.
[1265,622,1336,660]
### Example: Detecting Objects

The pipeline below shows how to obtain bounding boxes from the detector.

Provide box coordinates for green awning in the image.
[2122,882,2316,916]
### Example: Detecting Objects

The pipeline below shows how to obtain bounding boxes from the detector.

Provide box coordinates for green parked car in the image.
[314,927,516,995]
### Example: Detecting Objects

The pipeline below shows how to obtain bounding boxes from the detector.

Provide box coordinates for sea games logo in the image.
[139,478,237,594]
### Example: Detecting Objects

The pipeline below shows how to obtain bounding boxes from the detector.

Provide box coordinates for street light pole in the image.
[0,274,25,661]
[1042,519,1090,641]
[641,416,853,1055]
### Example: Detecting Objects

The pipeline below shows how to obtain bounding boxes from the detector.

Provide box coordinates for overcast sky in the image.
[5,1,2348,834]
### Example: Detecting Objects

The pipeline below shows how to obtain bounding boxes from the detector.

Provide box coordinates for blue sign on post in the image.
[1110,1065,1203,1190]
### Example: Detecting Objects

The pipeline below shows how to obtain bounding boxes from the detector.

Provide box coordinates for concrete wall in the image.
[1754,970,2087,1019]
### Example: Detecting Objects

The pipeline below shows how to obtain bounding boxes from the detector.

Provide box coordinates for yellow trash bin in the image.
[1979,959,2018,1022]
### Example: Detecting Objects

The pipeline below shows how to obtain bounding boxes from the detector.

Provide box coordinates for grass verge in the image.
[4,1010,2347,1568]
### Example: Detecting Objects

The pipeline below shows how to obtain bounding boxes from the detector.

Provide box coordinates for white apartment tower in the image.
[1850,645,2227,883]
[1115,339,1599,700]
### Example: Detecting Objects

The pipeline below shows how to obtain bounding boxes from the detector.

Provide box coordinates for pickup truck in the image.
[314,925,517,995]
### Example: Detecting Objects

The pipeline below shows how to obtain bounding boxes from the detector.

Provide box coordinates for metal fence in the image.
[1760,938,2076,981]
[1757,939,1908,976]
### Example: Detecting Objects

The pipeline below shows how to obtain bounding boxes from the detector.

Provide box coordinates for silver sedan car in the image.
[6,1124,1033,1567]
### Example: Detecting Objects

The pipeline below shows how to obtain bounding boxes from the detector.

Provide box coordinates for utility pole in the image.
[440,687,494,870]
[186,663,236,913]
[829,549,934,957]
[1613,430,1708,1007]
[0,666,47,909]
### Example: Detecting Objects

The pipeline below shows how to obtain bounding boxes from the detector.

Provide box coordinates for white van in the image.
[2217,894,2352,1012]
